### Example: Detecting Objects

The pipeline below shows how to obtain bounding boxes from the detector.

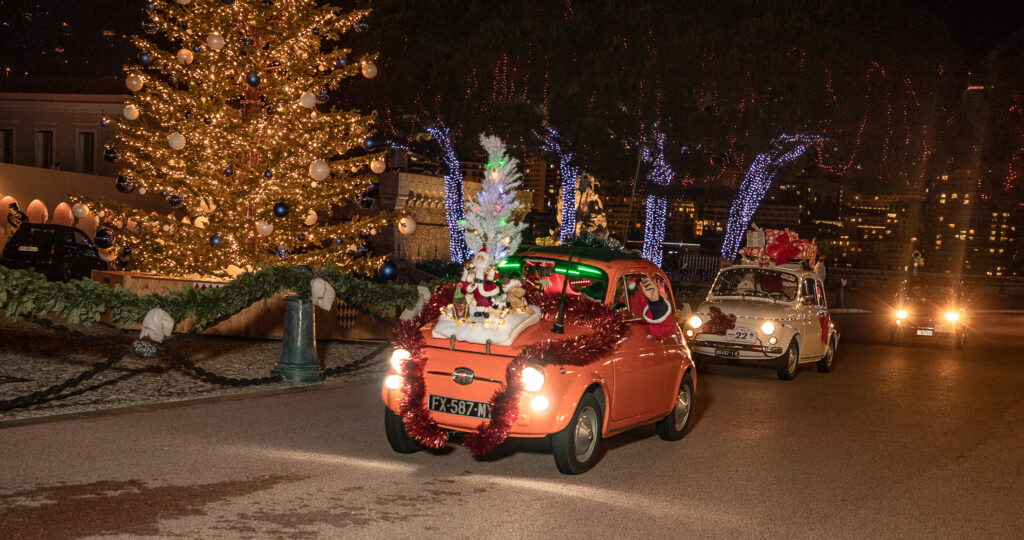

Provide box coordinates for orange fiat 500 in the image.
[381,245,696,474]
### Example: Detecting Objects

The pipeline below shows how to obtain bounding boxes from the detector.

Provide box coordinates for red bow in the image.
[765,233,801,265]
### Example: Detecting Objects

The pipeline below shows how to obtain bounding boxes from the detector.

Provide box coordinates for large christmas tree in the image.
[77,0,388,277]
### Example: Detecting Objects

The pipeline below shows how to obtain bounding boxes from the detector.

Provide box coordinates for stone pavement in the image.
[0,317,390,424]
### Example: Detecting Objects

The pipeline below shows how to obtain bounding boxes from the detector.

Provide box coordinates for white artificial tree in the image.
[463,134,528,262]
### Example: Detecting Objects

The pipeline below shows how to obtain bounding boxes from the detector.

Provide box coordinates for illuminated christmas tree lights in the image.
[74,0,386,277]
[425,121,470,262]
[536,126,579,243]
[641,127,673,266]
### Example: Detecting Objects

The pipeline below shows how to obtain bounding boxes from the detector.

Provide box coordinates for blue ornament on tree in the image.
[260,0,272,7]
[362,137,377,151]
[203,117,212,125]
[379,261,398,281]
[245,72,261,87]
[241,36,255,47]
[192,44,202,53]
[145,2,156,10]
[224,165,234,176]
[264,169,273,179]
[275,247,287,259]
[297,233,306,242]
[122,245,133,257]
[222,0,234,4]
[209,233,222,247]
[355,22,369,33]
[167,194,183,208]
[312,27,320,35]
[184,109,193,120]
[316,88,329,103]
[138,52,154,66]
[142,22,159,35]
[94,228,114,249]
[100,116,111,127]
[273,202,289,218]
[335,57,348,68]
[334,237,344,245]
[265,106,275,115]
[103,147,120,163]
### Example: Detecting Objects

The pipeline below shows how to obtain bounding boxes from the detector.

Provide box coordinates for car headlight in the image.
[896,310,908,319]
[760,321,776,335]
[521,366,545,392]
[384,374,402,390]
[945,311,959,322]
[390,348,411,371]
[687,315,703,329]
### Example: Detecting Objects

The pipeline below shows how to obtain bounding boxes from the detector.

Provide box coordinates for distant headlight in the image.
[760,321,776,335]
[521,366,545,392]
[896,310,908,319]
[390,348,411,371]
[687,315,703,329]
[945,311,959,322]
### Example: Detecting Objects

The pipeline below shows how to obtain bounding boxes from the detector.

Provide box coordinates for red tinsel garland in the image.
[392,282,628,455]
[704,305,737,335]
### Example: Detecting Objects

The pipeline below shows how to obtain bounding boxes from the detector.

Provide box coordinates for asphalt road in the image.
[2,313,1023,539]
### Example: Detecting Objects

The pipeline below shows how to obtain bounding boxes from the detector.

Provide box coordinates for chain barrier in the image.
[0,348,129,411]
[163,344,283,386]
[323,342,390,377]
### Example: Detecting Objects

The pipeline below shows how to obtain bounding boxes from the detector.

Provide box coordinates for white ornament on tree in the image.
[168,132,186,150]
[299,92,317,108]
[176,49,194,64]
[122,104,140,120]
[304,210,318,226]
[126,74,144,92]
[398,216,417,235]
[256,220,274,236]
[370,158,386,173]
[72,203,89,219]
[309,159,330,180]
[138,187,147,195]
[206,33,224,50]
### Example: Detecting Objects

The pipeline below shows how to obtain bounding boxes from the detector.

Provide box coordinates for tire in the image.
[954,331,965,350]
[384,407,423,454]
[776,340,799,380]
[552,392,603,474]
[60,263,72,282]
[817,336,836,372]
[657,373,694,441]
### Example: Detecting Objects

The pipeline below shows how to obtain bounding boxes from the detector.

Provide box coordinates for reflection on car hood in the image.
[697,298,803,321]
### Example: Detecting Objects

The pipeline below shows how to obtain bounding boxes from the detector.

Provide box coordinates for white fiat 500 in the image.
[685,263,838,379]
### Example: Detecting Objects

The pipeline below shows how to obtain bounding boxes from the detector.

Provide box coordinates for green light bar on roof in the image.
[553,263,604,277]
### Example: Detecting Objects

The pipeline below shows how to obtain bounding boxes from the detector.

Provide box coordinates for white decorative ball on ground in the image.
[206,33,224,50]
[168,132,186,150]
[125,74,144,92]
[122,104,140,120]
[72,203,89,219]
[299,92,317,108]
[370,158,386,174]
[308,159,330,180]
[256,220,273,236]
[398,216,416,235]
[361,62,378,79]
[176,49,194,64]
[304,210,318,226]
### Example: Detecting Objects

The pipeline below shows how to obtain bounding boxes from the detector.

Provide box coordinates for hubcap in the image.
[788,347,797,372]
[673,385,692,431]
[573,406,598,462]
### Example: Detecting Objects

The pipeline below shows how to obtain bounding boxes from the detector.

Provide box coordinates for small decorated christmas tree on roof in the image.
[463,134,528,263]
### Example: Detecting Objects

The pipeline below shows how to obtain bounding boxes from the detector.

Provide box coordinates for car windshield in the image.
[504,257,609,303]
[711,268,798,301]
[902,285,955,303]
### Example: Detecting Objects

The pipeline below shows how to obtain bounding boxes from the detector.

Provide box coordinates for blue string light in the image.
[641,126,673,266]
[721,134,822,260]
[426,122,470,262]
[536,126,579,242]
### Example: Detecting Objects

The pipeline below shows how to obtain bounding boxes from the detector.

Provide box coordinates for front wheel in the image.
[552,393,603,474]
[657,373,694,441]
[776,340,799,380]
[816,336,836,372]
[384,407,423,454]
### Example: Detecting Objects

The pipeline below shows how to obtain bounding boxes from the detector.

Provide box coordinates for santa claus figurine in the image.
[466,247,502,318]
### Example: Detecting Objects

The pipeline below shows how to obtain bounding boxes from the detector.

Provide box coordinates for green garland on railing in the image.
[0,265,439,332]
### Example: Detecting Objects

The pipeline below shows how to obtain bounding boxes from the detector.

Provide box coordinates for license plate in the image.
[716,348,739,358]
[17,246,39,252]
[428,394,491,419]
[728,328,754,342]
[916,329,933,336]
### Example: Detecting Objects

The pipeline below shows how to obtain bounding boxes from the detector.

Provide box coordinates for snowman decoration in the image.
[466,247,501,318]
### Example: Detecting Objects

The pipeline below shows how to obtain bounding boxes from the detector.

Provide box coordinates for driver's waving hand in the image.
[628,275,676,339]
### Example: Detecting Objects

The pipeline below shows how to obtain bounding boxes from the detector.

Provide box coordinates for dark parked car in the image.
[1,223,107,281]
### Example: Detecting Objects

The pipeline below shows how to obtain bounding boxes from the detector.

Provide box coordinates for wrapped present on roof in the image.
[739,226,817,267]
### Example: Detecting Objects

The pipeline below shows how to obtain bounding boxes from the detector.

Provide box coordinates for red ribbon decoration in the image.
[392,282,628,455]
[765,232,801,266]
[704,305,737,335]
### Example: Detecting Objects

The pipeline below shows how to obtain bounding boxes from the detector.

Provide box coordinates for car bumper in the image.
[689,337,784,360]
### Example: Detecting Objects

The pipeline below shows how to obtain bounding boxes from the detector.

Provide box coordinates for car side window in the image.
[814,280,827,308]
[612,274,646,319]
[801,278,817,305]
[653,274,674,315]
